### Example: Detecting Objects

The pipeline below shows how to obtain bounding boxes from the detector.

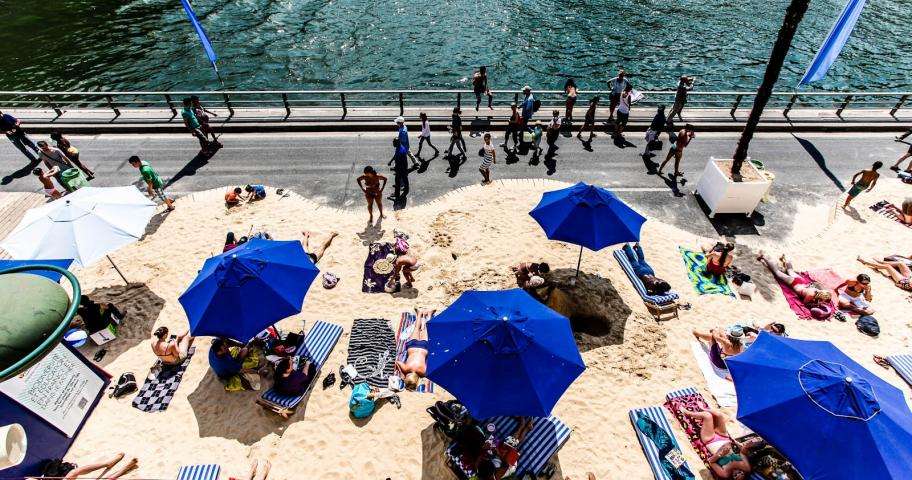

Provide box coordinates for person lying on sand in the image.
[681,408,752,479]
[835,274,875,315]
[858,256,912,292]
[396,308,434,390]
[151,326,194,366]
[302,230,338,264]
[243,460,271,480]
[693,325,745,375]
[511,261,550,289]
[885,198,912,225]
[37,452,138,480]
[757,251,833,319]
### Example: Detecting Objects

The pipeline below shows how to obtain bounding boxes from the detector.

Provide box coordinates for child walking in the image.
[480,133,496,185]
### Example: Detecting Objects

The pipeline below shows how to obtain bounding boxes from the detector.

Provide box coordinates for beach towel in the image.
[394,311,435,393]
[629,406,696,480]
[678,248,734,297]
[362,242,397,293]
[870,200,912,229]
[176,464,220,480]
[133,347,195,413]
[347,318,396,388]
[664,388,716,472]
[689,341,737,407]
[886,354,912,389]
[774,271,834,320]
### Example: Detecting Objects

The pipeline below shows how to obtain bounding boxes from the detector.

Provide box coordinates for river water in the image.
[0,0,909,92]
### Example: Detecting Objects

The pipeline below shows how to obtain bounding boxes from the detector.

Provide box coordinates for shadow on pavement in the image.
[163,145,221,189]
[793,134,845,192]
[2,159,40,185]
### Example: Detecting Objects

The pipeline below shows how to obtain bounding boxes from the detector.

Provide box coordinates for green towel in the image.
[679,247,735,296]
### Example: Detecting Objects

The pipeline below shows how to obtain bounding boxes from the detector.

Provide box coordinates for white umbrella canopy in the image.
[0,186,156,268]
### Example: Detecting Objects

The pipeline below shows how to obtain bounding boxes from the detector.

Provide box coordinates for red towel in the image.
[775,271,834,320]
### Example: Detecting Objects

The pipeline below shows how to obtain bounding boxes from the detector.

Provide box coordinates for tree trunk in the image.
[732,0,811,179]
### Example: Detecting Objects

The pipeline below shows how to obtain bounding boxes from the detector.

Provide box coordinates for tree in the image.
[732,0,811,180]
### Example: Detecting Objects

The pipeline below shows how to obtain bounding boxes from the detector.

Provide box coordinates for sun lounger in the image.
[629,406,695,480]
[886,354,912,388]
[490,415,571,477]
[614,248,679,321]
[176,464,220,480]
[394,311,435,393]
[256,320,343,417]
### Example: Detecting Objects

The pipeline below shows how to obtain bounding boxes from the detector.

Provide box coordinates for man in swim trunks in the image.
[356,165,387,223]
[395,309,434,390]
[835,274,875,315]
[151,326,194,366]
[843,161,881,208]
[301,231,338,264]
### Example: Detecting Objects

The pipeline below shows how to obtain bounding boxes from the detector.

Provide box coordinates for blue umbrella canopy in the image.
[427,289,586,419]
[529,182,646,251]
[728,332,912,479]
[179,238,319,343]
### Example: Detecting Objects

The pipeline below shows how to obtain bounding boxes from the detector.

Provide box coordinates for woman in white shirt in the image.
[480,133,496,185]
[416,112,439,158]
[615,85,633,138]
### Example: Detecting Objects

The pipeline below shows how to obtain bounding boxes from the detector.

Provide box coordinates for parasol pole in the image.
[107,255,129,285]
[575,245,583,278]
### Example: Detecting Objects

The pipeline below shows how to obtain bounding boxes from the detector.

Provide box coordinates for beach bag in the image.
[322,272,339,289]
[855,315,880,337]
[349,382,376,418]
[109,372,137,398]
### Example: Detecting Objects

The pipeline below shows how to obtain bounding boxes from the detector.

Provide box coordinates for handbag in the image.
[109,372,137,398]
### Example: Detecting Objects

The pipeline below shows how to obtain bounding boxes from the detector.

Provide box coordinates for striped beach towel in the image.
[679,247,734,296]
[176,464,220,480]
[347,318,396,388]
[886,354,912,388]
[394,311,435,393]
[629,406,695,480]
[491,416,571,477]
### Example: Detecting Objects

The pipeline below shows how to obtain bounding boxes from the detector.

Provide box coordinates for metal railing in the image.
[0,89,909,120]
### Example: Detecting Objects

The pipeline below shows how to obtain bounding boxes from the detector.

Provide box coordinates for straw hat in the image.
[0,424,27,470]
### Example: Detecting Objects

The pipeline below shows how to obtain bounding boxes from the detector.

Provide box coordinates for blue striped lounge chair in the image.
[492,416,571,477]
[256,320,343,417]
[176,464,220,480]
[613,248,679,321]
[394,311,435,392]
[886,354,912,388]
[629,406,693,480]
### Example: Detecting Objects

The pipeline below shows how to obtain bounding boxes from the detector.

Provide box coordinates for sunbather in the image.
[885,198,912,225]
[702,242,735,278]
[151,327,194,366]
[512,261,551,288]
[835,274,875,315]
[858,256,912,292]
[396,308,434,390]
[622,243,673,296]
[302,230,338,264]
[757,252,833,318]
[693,325,745,373]
[40,452,138,480]
[681,408,752,479]
[743,321,786,342]
[273,356,316,396]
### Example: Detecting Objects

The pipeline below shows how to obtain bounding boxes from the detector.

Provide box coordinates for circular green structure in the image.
[0,265,80,382]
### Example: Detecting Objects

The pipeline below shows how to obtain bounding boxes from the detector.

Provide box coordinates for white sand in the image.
[9,178,912,480]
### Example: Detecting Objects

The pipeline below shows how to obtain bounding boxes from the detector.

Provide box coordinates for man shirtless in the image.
[395,308,434,390]
[151,326,194,365]
[843,162,882,208]
[658,124,695,178]
[302,230,338,264]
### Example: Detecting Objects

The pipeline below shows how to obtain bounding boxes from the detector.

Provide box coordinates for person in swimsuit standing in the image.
[658,124,695,178]
[835,274,875,315]
[151,326,194,366]
[395,308,434,390]
[356,166,387,222]
[858,256,912,292]
[472,66,493,111]
[680,408,752,479]
[843,162,881,208]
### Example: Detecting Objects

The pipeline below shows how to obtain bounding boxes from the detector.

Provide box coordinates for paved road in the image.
[1,130,908,240]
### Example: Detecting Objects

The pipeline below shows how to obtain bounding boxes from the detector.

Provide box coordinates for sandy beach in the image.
[5,177,911,480]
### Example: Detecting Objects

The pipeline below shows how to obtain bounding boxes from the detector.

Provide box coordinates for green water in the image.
[0,0,909,92]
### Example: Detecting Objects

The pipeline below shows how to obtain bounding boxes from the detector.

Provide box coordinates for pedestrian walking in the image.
[546,110,562,156]
[658,124,695,178]
[181,98,210,151]
[564,78,578,123]
[530,121,543,163]
[32,167,62,199]
[844,162,882,209]
[128,155,174,210]
[446,107,467,159]
[190,95,220,144]
[520,86,536,129]
[415,112,439,158]
[480,133,496,185]
[388,138,411,200]
[607,70,631,121]
[50,131,94,180]
[36,141,74,190]
[472,66,493,111]
[576,96,600,142]
[890,142,912,173]
[614,85,633,138]
[395,116,418,167]
[643,106,667,157]
[0,110,39,161]
[668,76,694,122]
[501,103,521,151]
[356,166,387,223]
[896,128,912,142]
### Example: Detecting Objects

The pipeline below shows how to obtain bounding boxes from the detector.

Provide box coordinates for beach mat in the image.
[689,341,737,407]
[664,388,716,475]
[774,271,834,320]
[678,247,734,296]
[362,242,397,293]
[133,347,195,413]
[347,318,396,388]
[870,201,912,229]
[394,311,435,393]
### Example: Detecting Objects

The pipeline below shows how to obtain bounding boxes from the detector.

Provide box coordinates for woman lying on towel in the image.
[757,252,834,319]
[681,408,752,479]
[858,256,912,292]
[693,325,745,374]
[396,309,434,390]
[885,198,912,225]
[702,242,735,278]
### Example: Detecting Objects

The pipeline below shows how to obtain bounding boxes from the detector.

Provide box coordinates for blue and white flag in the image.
[799,0,868,85]
[180,0,221,83]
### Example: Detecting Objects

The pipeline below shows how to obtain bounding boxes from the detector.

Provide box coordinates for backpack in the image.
[532,99,542,113]
[855,315,880,337]
[109,372,137,398]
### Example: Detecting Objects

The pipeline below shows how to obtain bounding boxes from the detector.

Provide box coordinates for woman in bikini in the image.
[681,408,752,479]
[757,252,833,318]
[151,327,194,365]
[835,274,875,315]
[395,309,434,390]
[885,197,912,225]
[858,256,912,292]
[692,325,745,376]
[37,452,138,480]
[702,242,735,278]
[356,166,387,223]
[302,231,338,264]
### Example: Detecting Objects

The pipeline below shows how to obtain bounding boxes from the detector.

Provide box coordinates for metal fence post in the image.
[513,92,519,104]
[783,94,798,118]
[223,93,234,118]
[164,94,177,119]
[729,94,743,118]
[890,94,908,117]
[398,92,404,116]
[456,92,461,110]
[45,95,62,118]
[282,93,291,120]
[106,95,121,118]
[835,95,853,118]
[340,93,347,119]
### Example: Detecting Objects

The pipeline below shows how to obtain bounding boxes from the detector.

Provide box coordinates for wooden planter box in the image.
[694,158,772,218]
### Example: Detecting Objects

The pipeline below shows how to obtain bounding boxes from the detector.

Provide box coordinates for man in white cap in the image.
[520,86,535,130]
[395,116,418,167]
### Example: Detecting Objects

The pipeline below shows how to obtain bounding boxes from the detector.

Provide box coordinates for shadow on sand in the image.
[76,283,165,369]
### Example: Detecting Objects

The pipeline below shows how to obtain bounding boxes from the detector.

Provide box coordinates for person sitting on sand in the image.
[244,184,267,201]
[39,453,138,480]
[302,230,338,264]
[395,308,434,390]
[208,337,250,381]
[858,256,912,292]
[757,252,833,318]
[224,232,238,252]
[511,261,550,289]
[885,197,912,225]
[151,326,194,366]
[75,295,125,334]
[273,356,316,396]
[702,242,735,278]
[393,238,420,289]
[225,187,242,206]
[835,274,875,315]
[693,325,745,374]
[681,408,752,479]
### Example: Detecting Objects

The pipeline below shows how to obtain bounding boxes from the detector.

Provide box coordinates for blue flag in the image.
[799,0,867,85]
[180,0,221,82]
